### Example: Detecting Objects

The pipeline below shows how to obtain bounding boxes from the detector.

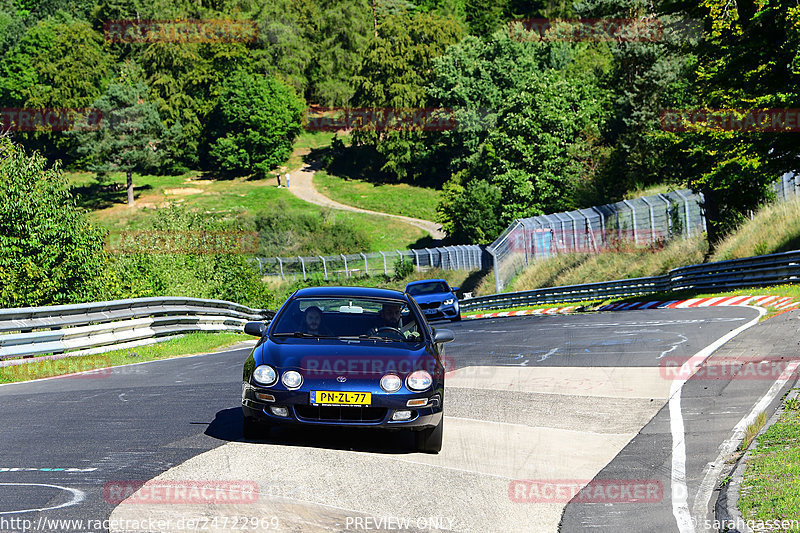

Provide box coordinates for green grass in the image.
[0,332,247,384]
[711,197,800,261]
[65,170,428,252]
[509,235,708,292]
[739,393,800,531]
[313,169,440,221]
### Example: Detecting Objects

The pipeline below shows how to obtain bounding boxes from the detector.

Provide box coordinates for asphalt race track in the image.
[1,306,797,533]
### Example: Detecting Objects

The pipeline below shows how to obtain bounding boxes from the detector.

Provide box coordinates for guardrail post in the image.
[255,257,263,275]
[622,200,638,244]
[360,252,369,276]
[641,196,657,243]
[277,258,284,280]
[413,250,421,272]
[341,254,348,277]
[380,251,387,276]
[674,190,692,238]
[698,191,707,234]
[319,256,328,280]
[298,256,307,280]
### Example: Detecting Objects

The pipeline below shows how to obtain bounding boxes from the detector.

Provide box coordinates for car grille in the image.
[418,301,442,309]
[294,405,388,423]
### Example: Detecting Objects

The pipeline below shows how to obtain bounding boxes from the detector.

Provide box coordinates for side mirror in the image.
[244,321,267,337]
[433,328,455,344]
[450,286,460,293]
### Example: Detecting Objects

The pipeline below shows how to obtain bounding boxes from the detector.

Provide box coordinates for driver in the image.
[377,302,403,328]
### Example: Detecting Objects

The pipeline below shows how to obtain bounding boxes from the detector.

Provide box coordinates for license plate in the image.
[310,391,371,406]
[424,309,437,315]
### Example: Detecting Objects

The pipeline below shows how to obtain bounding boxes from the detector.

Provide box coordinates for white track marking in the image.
[690,360,800,528]
[668,306,764,533]
[0,483,84,515]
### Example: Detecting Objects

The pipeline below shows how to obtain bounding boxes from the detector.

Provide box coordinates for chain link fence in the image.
[486,189,708,292]
[255,245,490,281]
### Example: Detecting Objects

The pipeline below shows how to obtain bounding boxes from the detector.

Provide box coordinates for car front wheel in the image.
[415,417,443,453]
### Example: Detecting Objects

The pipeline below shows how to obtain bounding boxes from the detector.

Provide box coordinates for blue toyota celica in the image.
[241,286,454,453]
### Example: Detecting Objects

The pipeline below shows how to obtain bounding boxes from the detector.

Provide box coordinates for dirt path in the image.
[285,159,446,241]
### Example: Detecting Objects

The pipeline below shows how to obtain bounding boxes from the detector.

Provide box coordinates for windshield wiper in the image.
[272,332,332,338]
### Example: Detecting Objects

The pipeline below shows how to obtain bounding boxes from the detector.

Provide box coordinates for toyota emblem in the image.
[337,376,347,383]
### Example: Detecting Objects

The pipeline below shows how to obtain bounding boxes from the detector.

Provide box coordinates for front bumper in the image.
[421,303,459,320]
[241,383,443,429]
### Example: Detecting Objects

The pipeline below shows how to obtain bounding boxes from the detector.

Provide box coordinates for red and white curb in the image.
[598,295,798,312]
[464,295,797,320]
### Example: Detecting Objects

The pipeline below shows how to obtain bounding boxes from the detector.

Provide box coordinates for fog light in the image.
[255,392,275,402]
[270,406,289,417]
[406,398,428,407]
[392,410,412,421]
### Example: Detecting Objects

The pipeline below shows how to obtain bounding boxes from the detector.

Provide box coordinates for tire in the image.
[415,417,443,453]
[450,313,461,322]
[242,416,269,440]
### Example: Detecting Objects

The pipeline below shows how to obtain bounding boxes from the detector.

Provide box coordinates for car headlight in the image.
[406,370,433,391]
[282,370,303,389]
[253,365,277,386]
[443,298,454,305]
[381,373,402,392]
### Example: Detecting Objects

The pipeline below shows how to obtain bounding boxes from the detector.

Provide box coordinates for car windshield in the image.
[406,282,450,296]
[270,296,423,342]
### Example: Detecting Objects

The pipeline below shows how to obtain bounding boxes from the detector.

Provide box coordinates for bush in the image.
[0,138,115,307]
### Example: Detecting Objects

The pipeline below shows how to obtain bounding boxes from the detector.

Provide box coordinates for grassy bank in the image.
[0,332,248,384]
[313,170,440,222]
[66,170,428,252]
[738,393,800,530]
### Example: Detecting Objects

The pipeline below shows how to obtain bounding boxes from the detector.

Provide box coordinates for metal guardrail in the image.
[461,250,800,312]
[0,297,273,363]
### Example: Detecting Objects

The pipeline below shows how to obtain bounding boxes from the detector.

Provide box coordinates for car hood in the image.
[256,338,436,376]
[410,293,453,304]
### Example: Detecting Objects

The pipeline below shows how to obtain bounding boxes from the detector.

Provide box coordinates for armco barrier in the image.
[0,297,273,363]
[461,250,800,312]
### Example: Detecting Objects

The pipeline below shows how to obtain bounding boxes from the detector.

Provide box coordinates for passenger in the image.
[301,306,331,336]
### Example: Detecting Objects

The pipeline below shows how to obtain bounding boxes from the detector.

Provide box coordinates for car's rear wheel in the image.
[242,416,269,440]
[415,417,443,453]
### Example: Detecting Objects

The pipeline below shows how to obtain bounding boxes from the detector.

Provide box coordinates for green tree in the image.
[0,137,114,307]
[0,16,113,163]
[664,0,800,245]
[71,81,167,205]
[205,69,305,178]
[349,10,463,182]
